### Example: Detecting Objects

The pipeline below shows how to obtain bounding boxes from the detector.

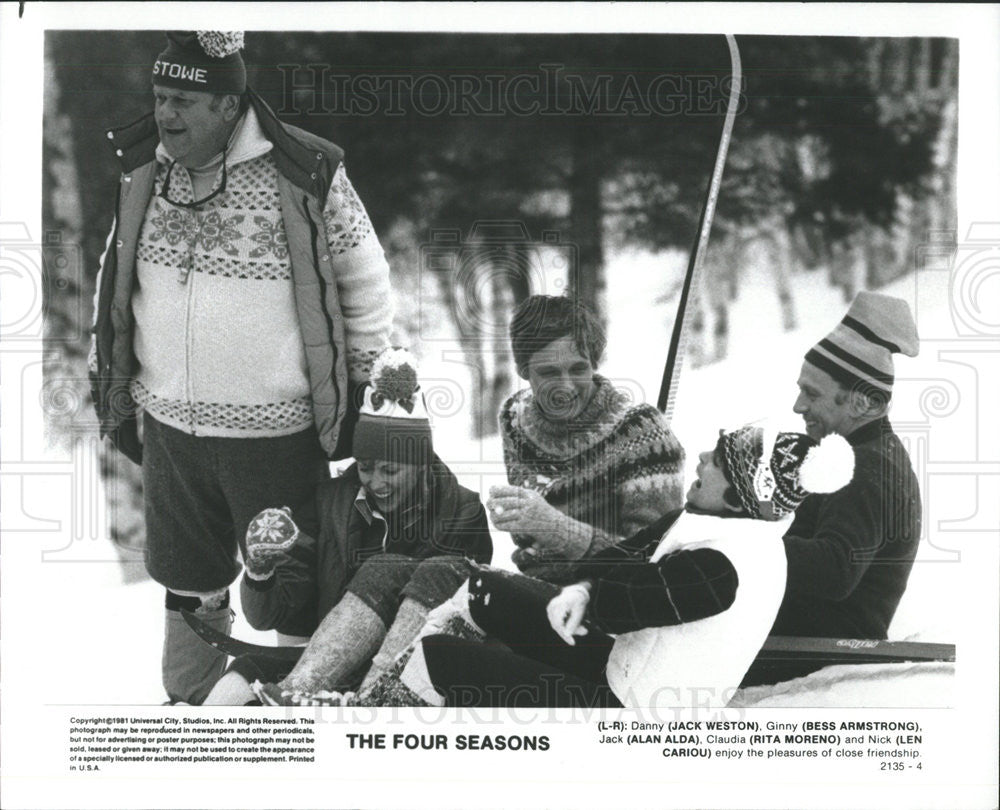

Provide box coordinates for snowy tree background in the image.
[38,31,962,704]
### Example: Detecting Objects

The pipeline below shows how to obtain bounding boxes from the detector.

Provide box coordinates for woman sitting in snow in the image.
[251,294,687,705]
[201,348,492,706]
[419,423,855,708]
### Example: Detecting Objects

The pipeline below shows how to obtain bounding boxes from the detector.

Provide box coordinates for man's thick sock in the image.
[162,591,232,705]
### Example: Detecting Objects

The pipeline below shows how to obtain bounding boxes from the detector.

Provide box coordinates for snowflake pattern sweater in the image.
[129,107,392,438]
[499,375,685,582]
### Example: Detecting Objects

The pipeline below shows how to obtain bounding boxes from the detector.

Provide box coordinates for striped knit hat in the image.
[804,291,919,396]
[718,425,854,520]
[352,348,433,463]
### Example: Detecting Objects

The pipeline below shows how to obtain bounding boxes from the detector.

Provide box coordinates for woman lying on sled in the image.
[420,423,854,709]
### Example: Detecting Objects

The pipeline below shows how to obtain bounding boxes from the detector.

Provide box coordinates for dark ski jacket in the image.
[241,457,493,636]
[771,417,922,639]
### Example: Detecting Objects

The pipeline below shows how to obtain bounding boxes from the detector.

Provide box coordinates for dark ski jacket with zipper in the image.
[241,459,494,637]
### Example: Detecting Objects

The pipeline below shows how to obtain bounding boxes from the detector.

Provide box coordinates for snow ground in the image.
[35,255,961,706]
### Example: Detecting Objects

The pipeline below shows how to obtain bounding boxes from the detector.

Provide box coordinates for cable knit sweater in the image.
[499,375,685,582]
[127,106,391,438]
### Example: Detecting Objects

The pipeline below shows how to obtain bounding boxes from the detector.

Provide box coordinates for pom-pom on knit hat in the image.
[717,425,854,520]
[152,31,247,94]
[352,348,434,463]
[804,291,919,396]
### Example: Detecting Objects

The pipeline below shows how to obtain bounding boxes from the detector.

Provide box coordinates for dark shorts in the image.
[142,415,329,592]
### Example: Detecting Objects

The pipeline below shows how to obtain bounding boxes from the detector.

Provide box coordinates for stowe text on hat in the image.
[152,31,246,95]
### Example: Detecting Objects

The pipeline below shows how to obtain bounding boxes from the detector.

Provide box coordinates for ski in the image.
[657,34,742,420]
[758,636,955,666]
[181,609,303,663]
[184,609,954,669]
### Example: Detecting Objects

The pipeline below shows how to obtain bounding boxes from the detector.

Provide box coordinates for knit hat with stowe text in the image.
[152,31,246,94]
[804,291,919,396]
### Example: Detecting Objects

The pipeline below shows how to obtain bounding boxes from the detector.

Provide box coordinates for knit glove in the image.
[489,485,592,559]
[244,507,300,581]
[546,582,592,646]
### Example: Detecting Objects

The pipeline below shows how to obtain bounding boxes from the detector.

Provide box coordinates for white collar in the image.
[155,105,273,168]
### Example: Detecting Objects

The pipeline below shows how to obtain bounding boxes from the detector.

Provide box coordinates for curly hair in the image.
[508,295,606,377]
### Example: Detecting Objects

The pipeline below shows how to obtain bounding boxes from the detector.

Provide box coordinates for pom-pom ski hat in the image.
[718,425,854,520]
[352,348,433,462]
[152,31,247,94]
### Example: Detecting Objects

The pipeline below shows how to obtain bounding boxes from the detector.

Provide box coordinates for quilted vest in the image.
[92,88,349,463]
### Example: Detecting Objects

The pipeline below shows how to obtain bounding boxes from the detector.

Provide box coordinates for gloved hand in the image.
[489,485,592,560]
[244,506,299,580]
[488,485,565,537]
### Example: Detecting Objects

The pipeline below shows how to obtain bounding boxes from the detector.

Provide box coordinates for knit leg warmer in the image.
[357,581,490,706]
[280,592,387,694]
[202,671,257,706]
[359,598,429,693]
[162,603,232,705]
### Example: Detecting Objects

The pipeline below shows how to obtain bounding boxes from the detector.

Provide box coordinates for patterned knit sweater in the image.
[499,375,685,582]
[128,107,391,438]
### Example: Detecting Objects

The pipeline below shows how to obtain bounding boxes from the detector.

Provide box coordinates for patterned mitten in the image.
[244,507,299,580]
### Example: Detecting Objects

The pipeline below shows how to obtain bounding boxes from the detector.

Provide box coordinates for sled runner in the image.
[759,636,954,665]
[181,609,302,663]
[183,609,954,669]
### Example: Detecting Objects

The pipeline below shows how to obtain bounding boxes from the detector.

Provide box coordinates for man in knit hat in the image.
[745,291,923,685]
[89,32,393,703]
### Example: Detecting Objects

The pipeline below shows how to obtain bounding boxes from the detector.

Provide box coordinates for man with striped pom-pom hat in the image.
[745,291,922,686]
